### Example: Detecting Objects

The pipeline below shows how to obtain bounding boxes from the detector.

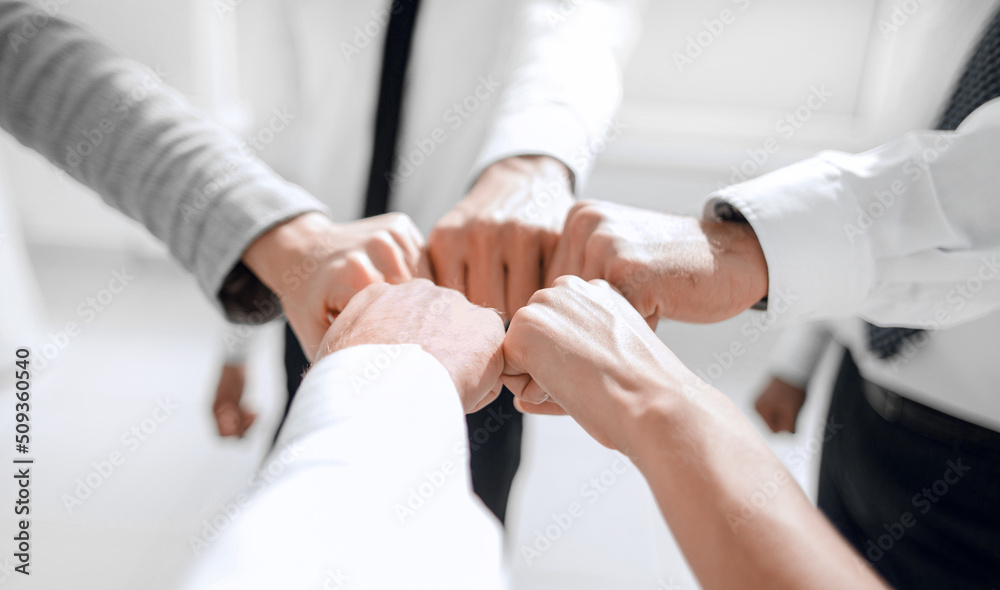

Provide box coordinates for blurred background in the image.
[0,0,991,588]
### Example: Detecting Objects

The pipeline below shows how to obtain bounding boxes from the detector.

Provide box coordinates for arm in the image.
[548,101,1000,329]
[181,280,507,589]
[0,2,430,356]
[0,1,322,317]
[754,322,833,433]
[502,278,886,589]
[211,324,258,438]
[428,0,643,318]
[704,99,1000,328]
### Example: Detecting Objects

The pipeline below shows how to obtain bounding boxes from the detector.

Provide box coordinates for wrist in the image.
[481,155,573,191]
[242,212,334,300]
[700,220,769,314]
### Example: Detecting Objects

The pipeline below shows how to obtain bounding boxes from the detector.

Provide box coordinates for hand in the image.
[546,200,768,324]
[243,212,432,360]
[428,155,574,320]
[212,364,256,438]
[504,279,887,590]
[502,276,697,451]
[754,377,807,434]
[317,279,506,413]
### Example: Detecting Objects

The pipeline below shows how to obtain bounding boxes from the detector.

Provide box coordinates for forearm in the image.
[705,100,1000,327]
[629,381,884,589]
[471,0,643,192]
[0,2,324,317]
[185,345,504,589]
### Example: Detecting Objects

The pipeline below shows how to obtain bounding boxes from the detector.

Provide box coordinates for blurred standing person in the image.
[211,0,643,523]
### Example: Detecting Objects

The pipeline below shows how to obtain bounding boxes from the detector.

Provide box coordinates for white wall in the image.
[3,0,993,254]
[0,0,239,256]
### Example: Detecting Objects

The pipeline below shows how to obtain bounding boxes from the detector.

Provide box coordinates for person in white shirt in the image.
[212,0,643,523]
[0,0,431,363]
[539,13,1000,582]
[181,277,887,590]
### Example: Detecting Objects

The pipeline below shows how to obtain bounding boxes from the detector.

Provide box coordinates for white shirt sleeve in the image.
[704,98,1000,329]
[470,0,643,193]
[179,345,505,590]
[767,323,834,389]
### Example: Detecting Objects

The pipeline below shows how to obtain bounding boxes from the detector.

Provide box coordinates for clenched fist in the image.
[317,279,506,413]
[501,276,694,451]
[429,155,574,319]
[243,212,432,360]
[546,200,769,325]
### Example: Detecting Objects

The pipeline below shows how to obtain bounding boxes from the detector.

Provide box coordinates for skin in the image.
[546,200,770,325]
[755,377,808,434]
[316,279,506,413]
[212,364,255,438]
[242,211,432,360]
[429,155,575,320]
[212,212,431,438]
[502,277,886,590]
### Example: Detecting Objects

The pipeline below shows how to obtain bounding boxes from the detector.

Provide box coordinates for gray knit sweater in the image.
[0,1,327,322]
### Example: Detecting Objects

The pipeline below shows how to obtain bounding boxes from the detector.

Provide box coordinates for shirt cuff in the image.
[703,157,876,322]
[208,181,328,324]
[273,344,468,468]
[469,104,592,194]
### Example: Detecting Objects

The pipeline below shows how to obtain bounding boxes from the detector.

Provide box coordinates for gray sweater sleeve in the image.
[0,1,328,322]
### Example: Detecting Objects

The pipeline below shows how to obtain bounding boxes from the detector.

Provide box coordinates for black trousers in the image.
[277,322,523,523]
[818,350,1000,589]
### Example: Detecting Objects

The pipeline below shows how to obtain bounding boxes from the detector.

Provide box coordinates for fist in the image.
[546,200,768,324]
[754,377,807,434]
[317,279,506,413]
[429,156,574,320]
[502,276,694,451]
[243,212,432,360]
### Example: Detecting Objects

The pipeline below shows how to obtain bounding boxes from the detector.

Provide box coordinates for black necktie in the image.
[362,0,422,218]
[868,8,1000,359]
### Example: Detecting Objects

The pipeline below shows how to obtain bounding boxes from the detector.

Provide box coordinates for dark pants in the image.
[277,322,523,523]
[818,350,1000,589]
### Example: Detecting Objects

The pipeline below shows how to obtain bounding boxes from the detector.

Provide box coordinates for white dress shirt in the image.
[706,75,1000,429]
[179,345,506,590]
[235,0,641,232]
